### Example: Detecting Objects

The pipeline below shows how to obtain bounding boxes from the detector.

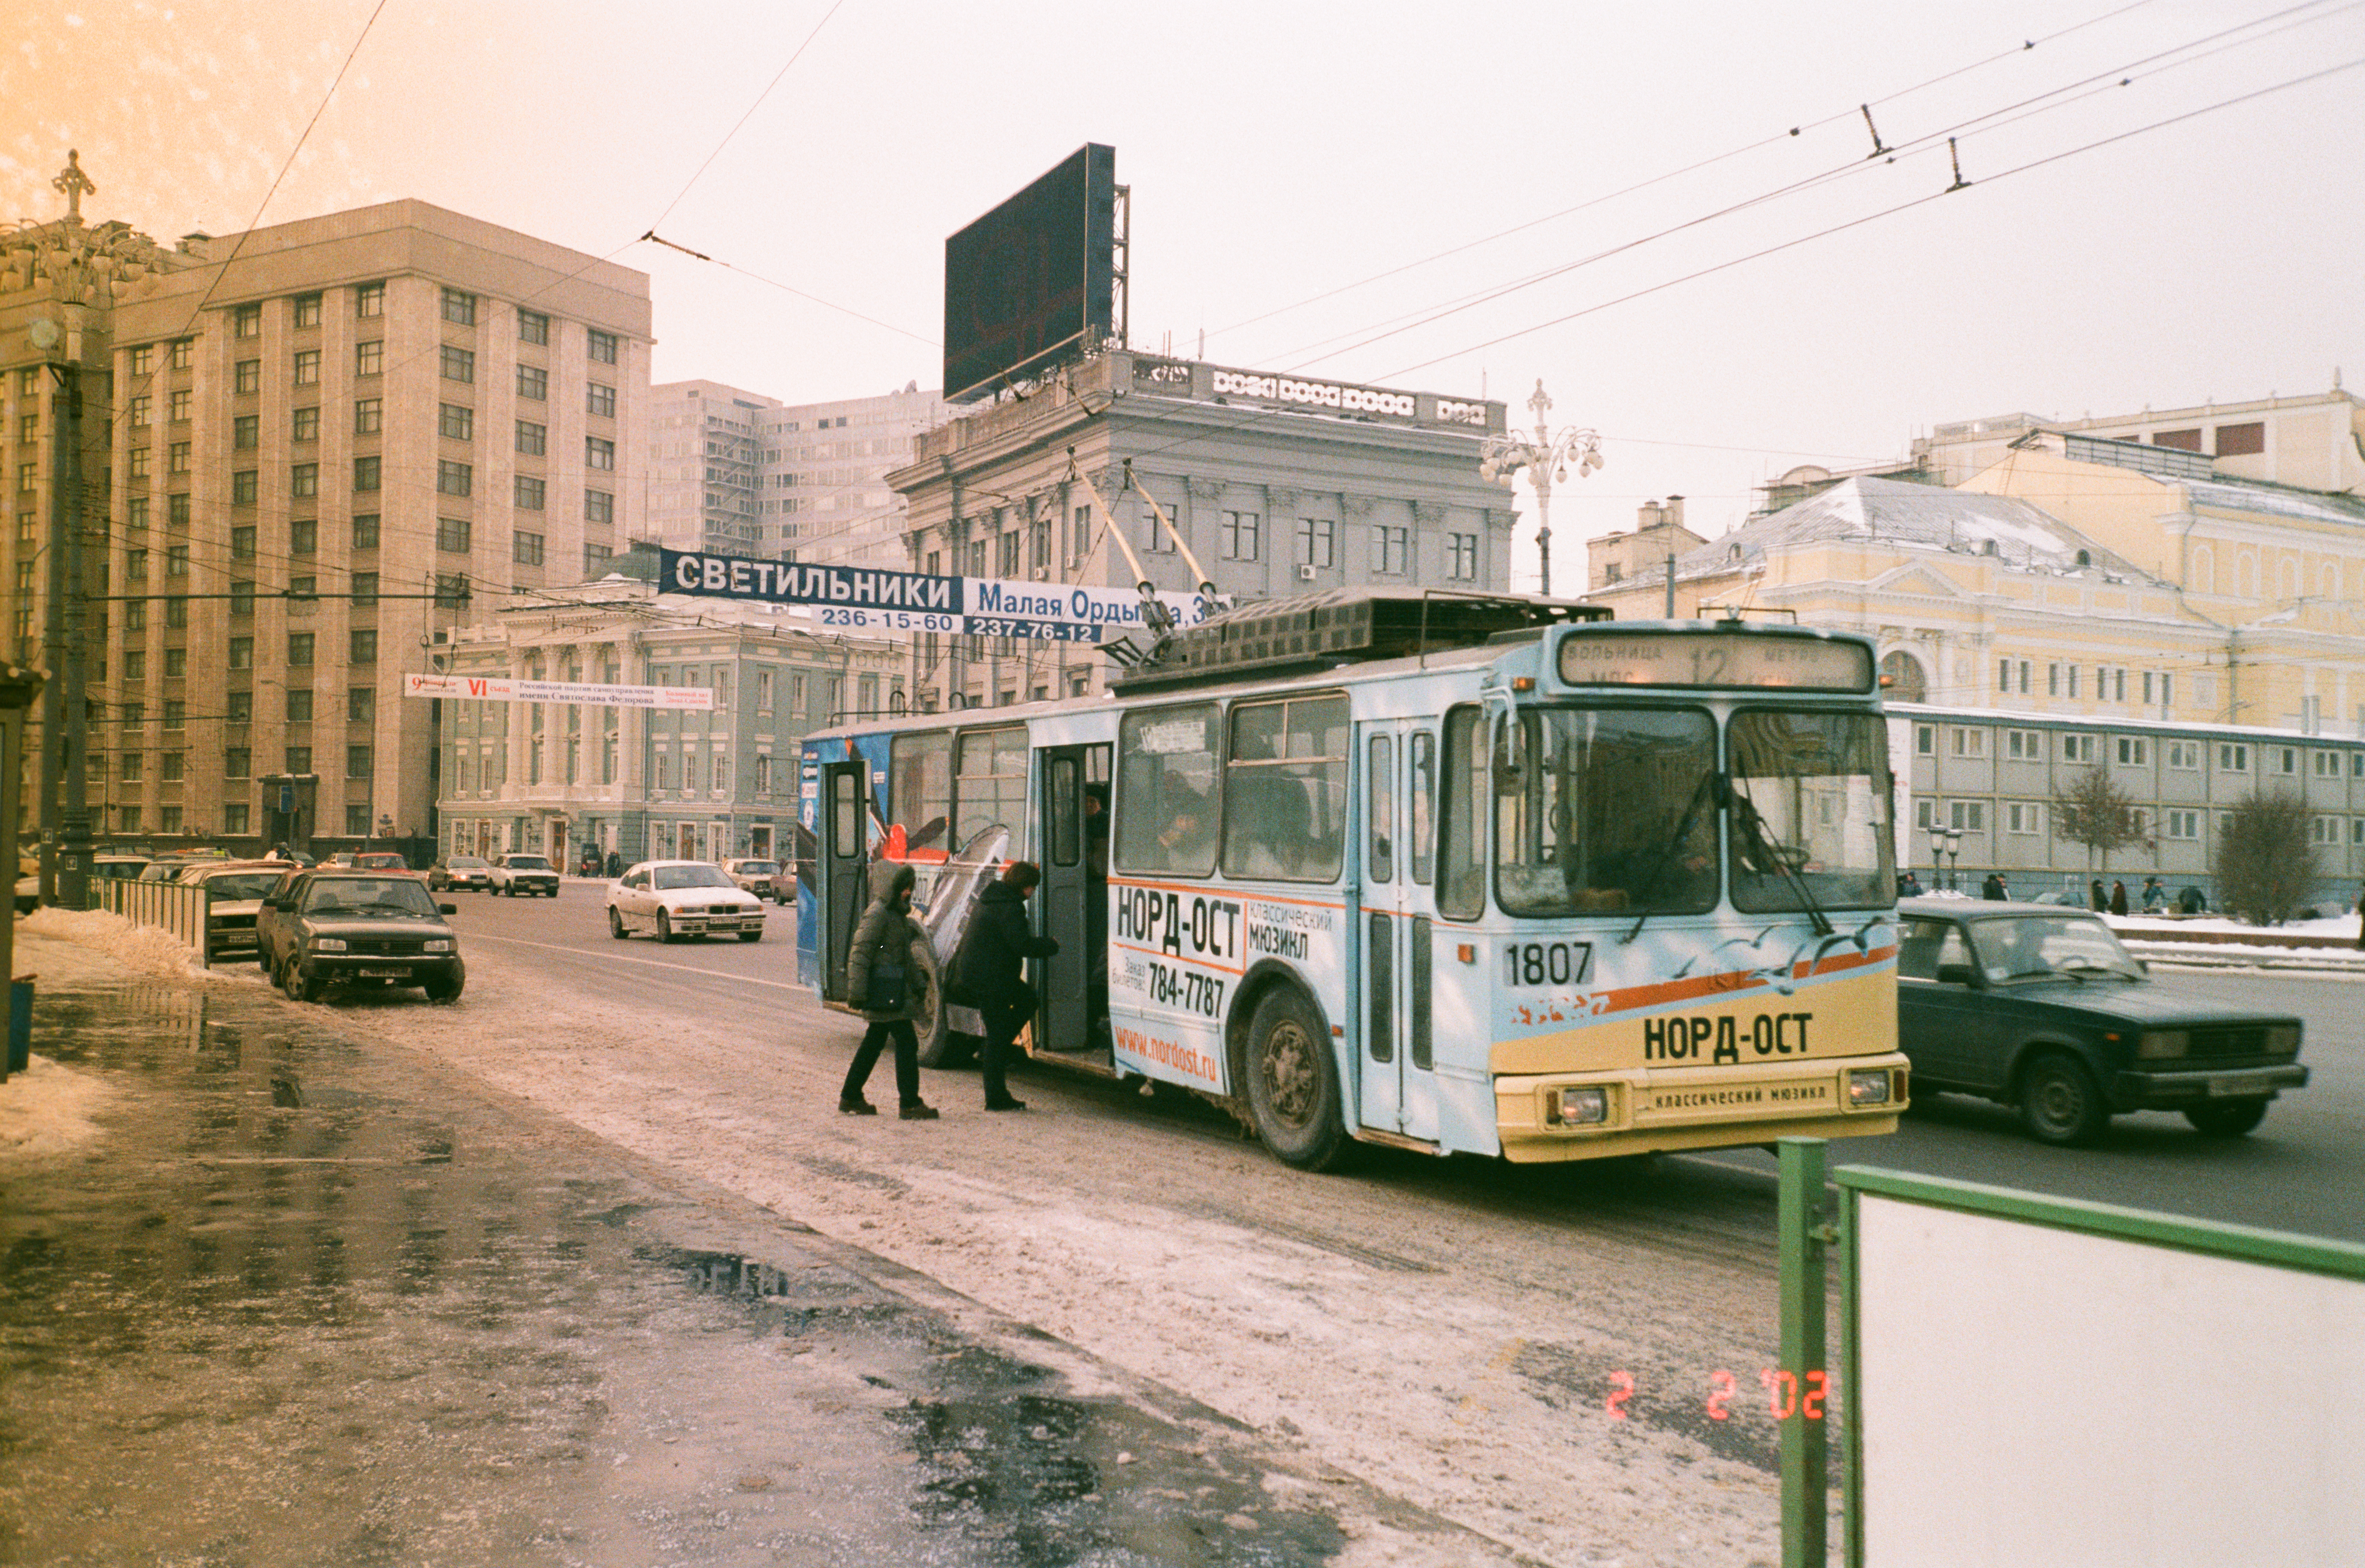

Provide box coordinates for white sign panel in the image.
[1853,1193,2365,1568]
[402,673,714,711]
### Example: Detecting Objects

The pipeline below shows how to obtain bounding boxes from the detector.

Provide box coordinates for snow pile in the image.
[17,906,222,982]
[0,1053,117,1159]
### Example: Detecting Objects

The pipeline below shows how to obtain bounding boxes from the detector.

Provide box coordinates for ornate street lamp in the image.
[1480,379,1603,598]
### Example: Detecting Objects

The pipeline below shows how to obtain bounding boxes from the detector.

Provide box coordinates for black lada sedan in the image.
[264,871,466,1005]
[1896,897,2305,1145]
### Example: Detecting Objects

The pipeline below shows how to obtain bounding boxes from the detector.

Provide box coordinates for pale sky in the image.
[8,0,2363,590]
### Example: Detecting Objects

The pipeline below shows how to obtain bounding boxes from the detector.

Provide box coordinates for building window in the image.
[516,364,547,401]
[440,346,474,384]
[1914,724,1935,755]
[347,686,374,723]
[231,469,259,504]
[439,403,474,441]
[1950,726,1986,758]
[126,548,149,582]
[225,690,250,722]
[225,747,251,779]
[2218,742,2249,772]
[1947,800,1985,833]
[2165,740,2198,769]
[2164,808,2200,840]
[355,340,383,377]
[168,388,194,423]
[2060,734,2095,764]
[233,415,259,452]
[2006,802,2043,835]
[165,598,187,628]
[293,292,322,329]
[293,349,320,386]
[291,405,319,443]
[233,302,260,338]
[585,489,613,525]
[169,442,190,475]
[2153,428,2204,452]
[441,288,476,326]
[1372,525,1411,575]
[1297,515,1335,569]
[998,530,1021,576]
[436,459,472,497]
[287,633,314,667]
[129,346,154,376]
[285,746,311,776]
[346,744,374,781]
[2275,745,2298,775]
[118,807,141,833]
[124,649,147,682]
[587,383,616,418]
[348,628,377,664]
[356,281,384,317]
[588,328,618,364]
[437,517,471,553]
[291,462,318,498]
[2115,737,2147,766]
[1446,531,1479,580]
[165,545,189,577]
[287,574,316,603]
[514,475,545,510]
[286,687,316,723]
[163,701,184,731]
[169,339,193,370]
[585,436,615,471]
[2215,422,2265,457]
[516,420,546,456]
[584,543,612,574]
[713,754,730,791]
[1220,510,1261,561]
[125,450,147,482]
[518,309,549,345]
[435,573,469,608]
[352,513,380,549]
[353,397,382,436]
[128,394,150,427]
[290,518,317,554]
[513,531,544,565]
[2005,728,2043,761]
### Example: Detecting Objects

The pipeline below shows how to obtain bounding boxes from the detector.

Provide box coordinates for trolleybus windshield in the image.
[1492,708,1719,917]
[1727,709,1892,912]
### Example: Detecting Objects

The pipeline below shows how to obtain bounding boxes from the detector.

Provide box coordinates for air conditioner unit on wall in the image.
[1297,564,1318,581]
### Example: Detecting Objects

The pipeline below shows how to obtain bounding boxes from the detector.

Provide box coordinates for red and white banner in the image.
[402,672,715,711]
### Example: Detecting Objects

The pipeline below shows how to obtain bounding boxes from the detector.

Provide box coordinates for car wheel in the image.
[737,929,761,943]
[2184,1100,2268,1138]
[656,911,677,944]
[285,961,326,1005]
[1244,986,1354,1171]
[423,974,464,1005]
[608,907,629,940]
[2018,1052,2108,1146]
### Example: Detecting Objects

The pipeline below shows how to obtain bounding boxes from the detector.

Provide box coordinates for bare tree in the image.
[2214,792,2317,926]
[2051,768,2152,877]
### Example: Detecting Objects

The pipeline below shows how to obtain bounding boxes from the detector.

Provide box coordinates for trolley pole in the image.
[1776,1136,1832,1568]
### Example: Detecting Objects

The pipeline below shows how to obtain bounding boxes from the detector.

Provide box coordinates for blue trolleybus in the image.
[798,589,1907,1169]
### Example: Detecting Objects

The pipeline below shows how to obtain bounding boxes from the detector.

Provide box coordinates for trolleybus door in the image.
[1357,720,1441,1141]
[1034,744,1107,1053]
[821,761,868,1003]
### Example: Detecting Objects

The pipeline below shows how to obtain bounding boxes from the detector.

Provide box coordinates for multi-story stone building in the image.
[759,384,948,569]
[4,174,650,853]
[434,555,900,867]
[887,351,1514,711]
[645,379,776,557]
[1912,383,2365,494]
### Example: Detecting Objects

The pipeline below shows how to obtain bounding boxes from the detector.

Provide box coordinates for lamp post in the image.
[1927,827,1945,892]
[1945,829,1962,891]
[1480,380,1604,598]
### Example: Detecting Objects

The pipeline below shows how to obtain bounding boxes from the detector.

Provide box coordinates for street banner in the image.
[402,673,715,710]
[656,548,1221,642]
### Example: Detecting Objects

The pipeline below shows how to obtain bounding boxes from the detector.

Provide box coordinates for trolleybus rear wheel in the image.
[1245,987,1351,1171]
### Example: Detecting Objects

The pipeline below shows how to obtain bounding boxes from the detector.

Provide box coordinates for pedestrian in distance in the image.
[2090,879,2107,912]
[1897,870,1923,898]
[840,862,938,1120]
[947,860,1060,1111]
[2142,876,2166,913]
[2355,883,2364,951]
[2109,880,2129,916]
[1980,871,2006,902]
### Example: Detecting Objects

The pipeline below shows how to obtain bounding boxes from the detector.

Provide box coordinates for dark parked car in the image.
[1896,897,2307,1145]
[258,870,465,1004]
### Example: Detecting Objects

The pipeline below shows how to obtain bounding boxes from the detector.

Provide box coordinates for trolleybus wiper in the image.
[1621,770,1725,945]
[1727,779,1835,938]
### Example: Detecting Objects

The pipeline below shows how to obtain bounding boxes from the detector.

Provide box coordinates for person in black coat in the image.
[1980,872,2006,902]
[2090,879,2107,911]
[948,860,1059,1111]
[2109,880,2129,916]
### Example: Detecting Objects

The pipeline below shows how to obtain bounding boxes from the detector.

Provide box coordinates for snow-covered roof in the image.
[2182,477,2365,527]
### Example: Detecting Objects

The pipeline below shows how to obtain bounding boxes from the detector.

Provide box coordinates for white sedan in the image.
[606,860,767,943]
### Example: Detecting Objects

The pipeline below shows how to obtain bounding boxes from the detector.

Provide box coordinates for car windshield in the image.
[451,858,488,868]
[205,873,284,900]
[737,861,779,877]
[301,878,440,917]
[654,865,733,890]
[506,856,552,871]
[355,855,405,868]
[1727,709,1894,913]
[1967,914,2142,982]
[1493,706,1719,917]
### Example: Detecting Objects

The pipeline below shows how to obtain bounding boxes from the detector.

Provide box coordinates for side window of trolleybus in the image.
[889,731,952,861]
[1116,703,1221,877]
[1493,708,1718,917]
[1222,695,1349,883]
[1727,709,1893,912]
[1438,706,1487,919]
[956,727,1030,864]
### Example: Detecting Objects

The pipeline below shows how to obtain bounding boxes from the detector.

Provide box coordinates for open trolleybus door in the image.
[1357,720,1442,1143]
[1034,742,1111,1056]
[822,760,869,1004]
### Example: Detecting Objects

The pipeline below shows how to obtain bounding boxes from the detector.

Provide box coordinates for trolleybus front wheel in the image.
[1245,987,1351,1172]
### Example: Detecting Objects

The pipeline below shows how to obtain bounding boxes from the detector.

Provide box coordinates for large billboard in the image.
[943,143,1116,404]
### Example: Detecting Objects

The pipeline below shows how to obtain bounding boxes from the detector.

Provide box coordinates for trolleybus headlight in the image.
[1846,1069,1893,1107]
[1555,1086,1608,1126]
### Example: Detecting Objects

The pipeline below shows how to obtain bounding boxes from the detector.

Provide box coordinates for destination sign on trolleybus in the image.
[1558,630,1873,691]
[657,548,1221,641]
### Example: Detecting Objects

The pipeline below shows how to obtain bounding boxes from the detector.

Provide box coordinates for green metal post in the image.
[1777,1136,1830,1568]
